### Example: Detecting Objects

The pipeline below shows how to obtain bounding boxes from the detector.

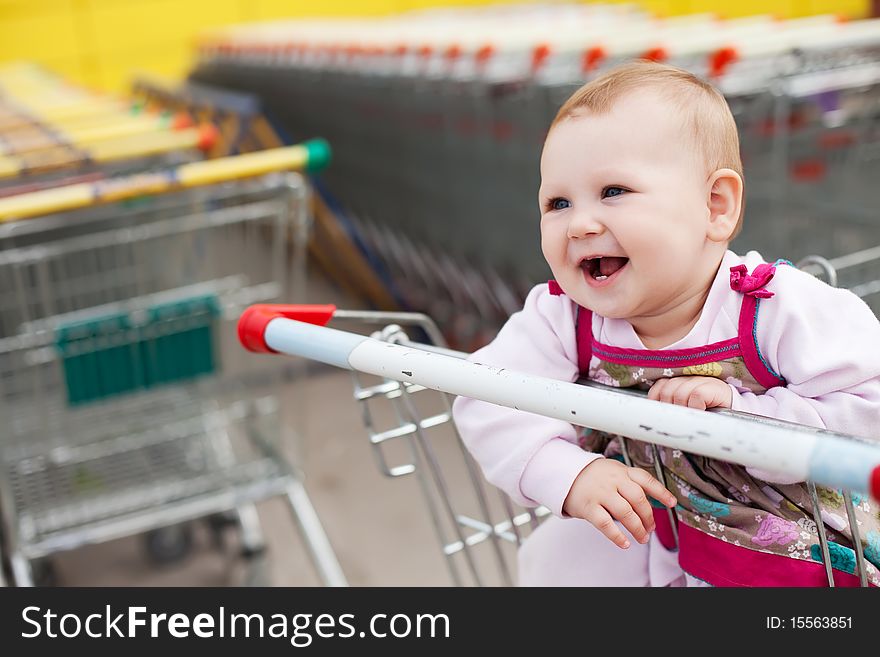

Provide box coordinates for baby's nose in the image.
[566,212,605,239]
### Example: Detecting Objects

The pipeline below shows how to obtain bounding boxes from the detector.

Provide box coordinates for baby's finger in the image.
[671,377,706,407]
[584,505,631,549]
[696,380,731,409]
[652,377,685,404]
[627,468,677,508]
[686,385,709,410]
[618,480,656,535]
[647,378,670,401]
[605,494,651,544]
[605,497,648,543]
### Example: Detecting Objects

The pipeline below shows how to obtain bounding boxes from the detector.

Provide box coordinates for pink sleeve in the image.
[730,266,880,481]
[451,284,602,515]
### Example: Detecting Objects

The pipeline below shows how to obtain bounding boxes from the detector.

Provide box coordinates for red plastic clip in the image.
[531,44,552,73]
[642,47,668,63]
[790,158,826,182]
[582,46,606,73]
[709,46,738,78]
[445,44,462,60]
[475,44,495,66]
[238,304,336,353]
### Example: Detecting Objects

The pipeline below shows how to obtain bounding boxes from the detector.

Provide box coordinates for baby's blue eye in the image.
[603,186,626,198]
[549,198,571,211]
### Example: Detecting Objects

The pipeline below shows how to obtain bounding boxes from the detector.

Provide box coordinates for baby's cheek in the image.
[539,236,560,267]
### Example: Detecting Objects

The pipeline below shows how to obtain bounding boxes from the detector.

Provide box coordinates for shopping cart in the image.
[238,246,880,587]
[0,63,217,196]
[239,306,545,586]
[0,115,215,197]
[130,75,286,157]
[0,142,347,586]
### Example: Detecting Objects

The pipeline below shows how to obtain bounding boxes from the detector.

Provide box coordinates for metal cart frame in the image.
[0,148,345,587]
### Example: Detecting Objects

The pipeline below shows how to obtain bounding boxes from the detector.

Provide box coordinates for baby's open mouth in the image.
[582,256,629,281]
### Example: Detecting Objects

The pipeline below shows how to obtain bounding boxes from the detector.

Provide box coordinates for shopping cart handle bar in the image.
[244,314,880,501]
[238,304,337,353]
[0,139,332,222]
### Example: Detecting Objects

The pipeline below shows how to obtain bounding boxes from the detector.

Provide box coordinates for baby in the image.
[452,61,880,587]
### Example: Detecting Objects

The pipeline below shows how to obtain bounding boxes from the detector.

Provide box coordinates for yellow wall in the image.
[0,0,873,94]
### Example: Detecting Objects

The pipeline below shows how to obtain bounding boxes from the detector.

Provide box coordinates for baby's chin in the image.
[564,289,634,319]
[585,302,634,320]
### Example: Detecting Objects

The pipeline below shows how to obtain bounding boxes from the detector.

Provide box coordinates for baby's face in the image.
[539,89,714,321]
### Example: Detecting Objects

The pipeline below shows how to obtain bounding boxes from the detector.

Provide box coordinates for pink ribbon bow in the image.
[729,263,776,299]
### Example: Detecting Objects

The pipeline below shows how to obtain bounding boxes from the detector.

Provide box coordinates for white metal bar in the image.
[284,479,348,587]
[261,317,880,500]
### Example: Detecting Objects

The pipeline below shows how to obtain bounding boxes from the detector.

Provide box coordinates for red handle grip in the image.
[238,303,337,353]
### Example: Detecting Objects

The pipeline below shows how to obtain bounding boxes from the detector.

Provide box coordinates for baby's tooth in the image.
[596,275,607,281]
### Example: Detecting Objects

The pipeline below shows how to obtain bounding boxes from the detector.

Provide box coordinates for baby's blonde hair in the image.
[552,60,744,237]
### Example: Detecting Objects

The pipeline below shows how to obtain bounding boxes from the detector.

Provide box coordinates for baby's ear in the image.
[705,168,742,243]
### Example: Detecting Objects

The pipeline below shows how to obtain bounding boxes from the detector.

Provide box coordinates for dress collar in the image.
[598,250,740,351]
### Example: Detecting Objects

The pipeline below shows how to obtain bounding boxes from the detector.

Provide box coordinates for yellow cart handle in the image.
[0,139,331,222]
[0,125,215,180]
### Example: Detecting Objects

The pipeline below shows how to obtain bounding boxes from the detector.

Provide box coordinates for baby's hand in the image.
[563,459,677,549]
[648,375,732,410]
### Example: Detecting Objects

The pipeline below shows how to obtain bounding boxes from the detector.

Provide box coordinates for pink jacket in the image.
[451,250,880,517]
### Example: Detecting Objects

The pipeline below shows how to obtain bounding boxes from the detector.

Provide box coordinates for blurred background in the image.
[0,0,879,587]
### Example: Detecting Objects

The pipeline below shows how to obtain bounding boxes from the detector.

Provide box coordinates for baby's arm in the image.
[452,284,594,515]
[564,458,677,548]
[451,284,674,542]
[730,266,880,481]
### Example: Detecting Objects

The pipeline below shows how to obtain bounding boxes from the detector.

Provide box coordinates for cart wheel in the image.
[31,558,58,587]
[206,511,238,551]
[207,508,267,558]
[144,523,194,564]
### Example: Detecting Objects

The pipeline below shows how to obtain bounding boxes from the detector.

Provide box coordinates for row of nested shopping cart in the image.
[191,3,880,350]
[0,63,218,197]
[0,63,347,586]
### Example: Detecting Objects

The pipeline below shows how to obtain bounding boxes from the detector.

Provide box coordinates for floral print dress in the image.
[550,262,880,587]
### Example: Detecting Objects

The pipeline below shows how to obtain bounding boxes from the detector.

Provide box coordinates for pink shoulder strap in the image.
[548,280,592,376]
[731,262,787,389]
[576,306,593,376]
